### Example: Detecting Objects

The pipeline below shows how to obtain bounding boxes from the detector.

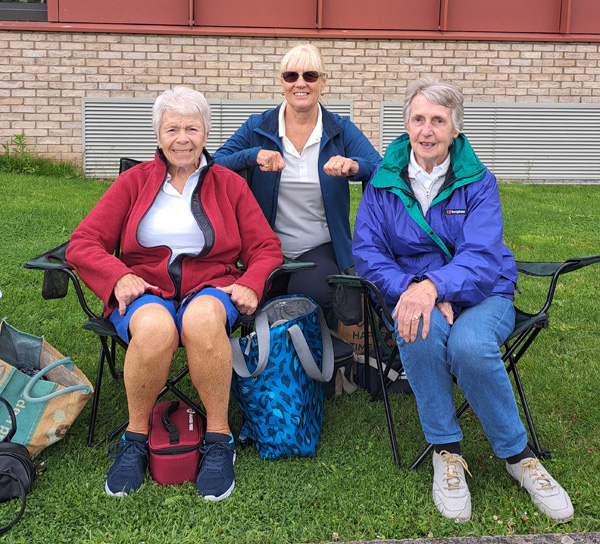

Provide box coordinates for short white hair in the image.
[152,86,211,136]
[403,77,464,133]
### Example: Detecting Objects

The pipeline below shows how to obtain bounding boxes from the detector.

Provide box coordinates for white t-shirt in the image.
[137,155,208,263]
[275,102,331,259]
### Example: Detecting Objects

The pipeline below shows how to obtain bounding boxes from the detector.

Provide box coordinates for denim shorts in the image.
[108,287,239,344]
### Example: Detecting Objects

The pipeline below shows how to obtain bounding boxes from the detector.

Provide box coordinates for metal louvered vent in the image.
[82,98,155,180]
[82,98,352,179]
[380,102,600,181]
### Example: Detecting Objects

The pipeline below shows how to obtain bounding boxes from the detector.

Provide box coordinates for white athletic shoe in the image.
[432,450,472,522]
[506,457,574,523]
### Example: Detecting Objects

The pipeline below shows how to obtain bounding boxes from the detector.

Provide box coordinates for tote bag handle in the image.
[23,358,92,403]
[232,301,334,382]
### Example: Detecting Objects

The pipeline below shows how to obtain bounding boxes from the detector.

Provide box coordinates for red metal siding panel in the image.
[569,0,600,33]
[47,0,58,22]
[446,0,562,33]
[57,0,189,25]
[321,0,440,31]
[194,0,317,28]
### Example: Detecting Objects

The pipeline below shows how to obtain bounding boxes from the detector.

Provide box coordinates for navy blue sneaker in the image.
[196,437,236,501]
[105,438,149,496]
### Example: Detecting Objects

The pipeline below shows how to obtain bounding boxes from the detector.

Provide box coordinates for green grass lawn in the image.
[0,173,599,543]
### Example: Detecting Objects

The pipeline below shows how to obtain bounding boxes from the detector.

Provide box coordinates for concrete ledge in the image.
[322,533,600,544]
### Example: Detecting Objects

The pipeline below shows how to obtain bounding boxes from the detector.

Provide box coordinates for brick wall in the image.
[1,31,599,165]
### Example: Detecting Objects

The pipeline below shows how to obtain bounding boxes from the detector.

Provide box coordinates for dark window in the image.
[0,0,47,22]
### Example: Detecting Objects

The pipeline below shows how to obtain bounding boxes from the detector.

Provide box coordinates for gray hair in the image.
[403,77,464,133]
[152,86,211,137]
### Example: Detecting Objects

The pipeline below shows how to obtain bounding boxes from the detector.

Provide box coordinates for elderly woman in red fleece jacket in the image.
[66,86,282,502]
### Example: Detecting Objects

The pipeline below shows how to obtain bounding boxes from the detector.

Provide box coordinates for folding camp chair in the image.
[24,242,313,447]
[327,254,600,470]
[24,157,315,447]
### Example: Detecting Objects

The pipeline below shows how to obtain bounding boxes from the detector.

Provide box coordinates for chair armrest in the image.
[516,255,600,317]
[327,273,395,328]
[24,241,71,272]
[233,259,317,334]
[24,241,74,300]
[24,240,102,321]
[516,254,600,278]
[261,258,316,305]
[326,273,362,288]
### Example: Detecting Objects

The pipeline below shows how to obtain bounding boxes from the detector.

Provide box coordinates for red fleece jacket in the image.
[66,151,283,317]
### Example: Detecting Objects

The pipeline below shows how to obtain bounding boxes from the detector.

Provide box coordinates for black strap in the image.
[0,471,27,536]
[161,401,180,446]
[0,397,17,443]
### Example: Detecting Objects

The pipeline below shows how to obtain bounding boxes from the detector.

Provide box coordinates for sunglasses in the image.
[281,71,323,83]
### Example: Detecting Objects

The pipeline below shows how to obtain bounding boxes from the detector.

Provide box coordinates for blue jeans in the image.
[395,295,528,459]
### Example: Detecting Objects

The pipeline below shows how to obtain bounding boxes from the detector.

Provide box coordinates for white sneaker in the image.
[432,450,472,522]
[506,457,574,523]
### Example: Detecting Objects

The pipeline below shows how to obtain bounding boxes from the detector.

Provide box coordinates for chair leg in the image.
[363,291,401,468]
[508,360,551,460]
[409,357,551,469]
[87,339,108,447]
[88,335,129,447]
[409,398,471,470]
[98,366,207,447]
[373,347,401,469]
[409,443,434,471]
[104,420,129,446]
[504,329,551,460]
[107,336,124,380]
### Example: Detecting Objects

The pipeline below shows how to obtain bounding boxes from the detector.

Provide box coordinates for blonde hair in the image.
[403,76,464,133]
[152,86,211,137]
[280,43,326,76]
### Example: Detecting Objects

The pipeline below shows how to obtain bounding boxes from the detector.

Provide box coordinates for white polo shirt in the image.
[408,150,450,215]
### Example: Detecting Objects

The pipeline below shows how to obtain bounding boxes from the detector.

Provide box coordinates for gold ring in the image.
[412,314,421,320]
[336,162,342,166]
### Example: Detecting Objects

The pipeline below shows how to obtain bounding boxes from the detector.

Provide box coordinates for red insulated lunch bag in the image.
[148,400,205,485]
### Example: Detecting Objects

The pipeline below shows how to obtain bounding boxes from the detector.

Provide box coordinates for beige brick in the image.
[512,59,534,67]
[532,43,556,51]
[1,32,598,166]
[498,51,520,59]
[511,43,534,51]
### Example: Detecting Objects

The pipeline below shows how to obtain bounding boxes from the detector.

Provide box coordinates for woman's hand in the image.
[436,301,454,326]
[217,284,259,315]
[113,273,159,317]
[323,155,359,178]
[392,279,439,343]
[257,150,285,173]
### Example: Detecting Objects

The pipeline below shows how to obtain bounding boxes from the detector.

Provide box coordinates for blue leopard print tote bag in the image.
[230,295,334,459]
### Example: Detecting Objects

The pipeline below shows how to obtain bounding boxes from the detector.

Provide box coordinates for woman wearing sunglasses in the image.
[213,43,381,313]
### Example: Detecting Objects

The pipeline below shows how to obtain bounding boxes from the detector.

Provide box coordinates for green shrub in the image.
[0,133,84,178]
